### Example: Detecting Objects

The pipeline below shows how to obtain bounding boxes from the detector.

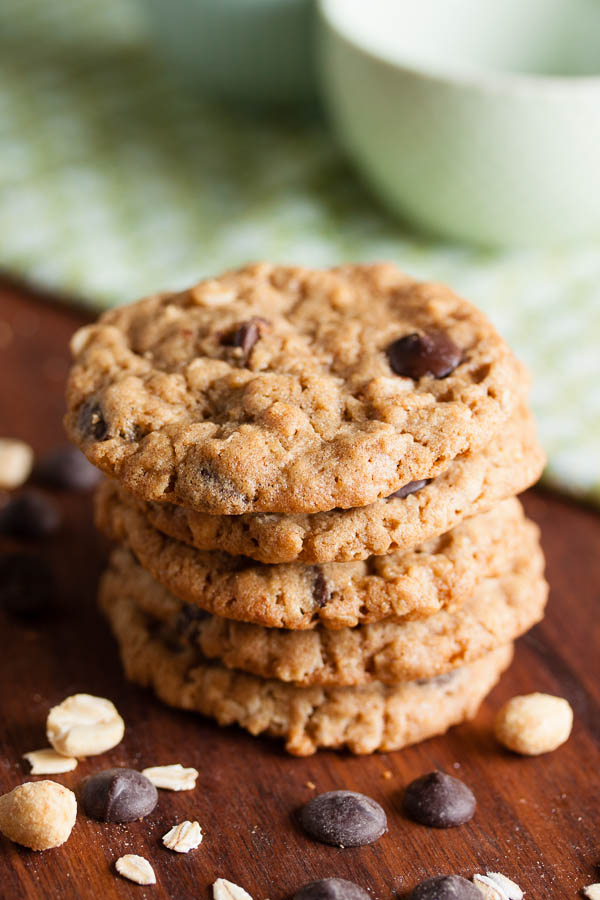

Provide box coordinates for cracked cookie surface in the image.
[96,487,529,630]
[66,263,522,514]
[99,582,513,756]
[116,400,543,563]
[100,523,545,685]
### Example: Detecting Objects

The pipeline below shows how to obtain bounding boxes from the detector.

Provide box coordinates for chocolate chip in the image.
[403,771,476,828]
[82,768,158,823]
[77,401,108,441]
[175,603,210,641]
[0,490,61,538]
[222,317,269,357]
[293,879,371,900]
[408,875,482,899]
[387,479,430,500]
[387,331,462,379]
[299,790,387,847]
[0,553,55,616]
[312,567,330,608]
[34,446,101,491]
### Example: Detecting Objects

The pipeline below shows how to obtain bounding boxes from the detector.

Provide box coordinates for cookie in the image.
[99,583,514,755]
[96,486,529,629]
[100,521,545,685]
[114,400,544,563]
[65,263,522,515]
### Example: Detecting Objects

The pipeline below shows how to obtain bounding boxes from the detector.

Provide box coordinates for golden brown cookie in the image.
[66,263,523,515]
[96,486,530,629]
[99,582,514,756]
[100,524,545,686]
[115,400,544,563]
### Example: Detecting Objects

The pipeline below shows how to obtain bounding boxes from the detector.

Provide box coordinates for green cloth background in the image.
[2,0,600,501]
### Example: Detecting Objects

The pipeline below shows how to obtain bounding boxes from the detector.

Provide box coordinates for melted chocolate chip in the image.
[0,552,55,616]
[222,317,269,357]
[299,790,387,847]
[403,771,476,828]
[77,401,108,441]
[312,567,330,608]
[387,479,430,500]
[82,768,158,823]
[34,446,101,491]
[408,875,481,900]
[0,490,61,538]
[387,331,462,379]
[293,880,370,900]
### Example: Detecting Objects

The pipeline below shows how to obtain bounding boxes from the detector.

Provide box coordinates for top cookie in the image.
[65,263,522,514]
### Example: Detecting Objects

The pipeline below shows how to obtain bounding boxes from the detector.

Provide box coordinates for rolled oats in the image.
[473,875,506,899]
[162,820,203,853]
[141,763,198,791]
[485,872,523,900]
[115,854,156,885]
[24,748,78,774]
[46,693,125,757]
[0,780,76,850]
[494,692,573,755]
[213,879,254,900]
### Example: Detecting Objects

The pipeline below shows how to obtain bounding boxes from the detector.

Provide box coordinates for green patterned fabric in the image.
[2,0,600,501]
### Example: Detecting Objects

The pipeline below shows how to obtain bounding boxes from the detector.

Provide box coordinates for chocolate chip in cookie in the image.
[175,603,210,641]
[312,566,330,608]
[77,400,108,441]
[221,317,270,358]
[387,479,431,500]
[403,771,476,828]
[387,331,462,379]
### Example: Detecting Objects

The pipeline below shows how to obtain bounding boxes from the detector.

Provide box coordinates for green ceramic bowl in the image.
[142,0,315,104]
[318,0,600,246]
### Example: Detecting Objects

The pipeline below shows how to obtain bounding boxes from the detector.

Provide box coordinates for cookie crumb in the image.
[115,854,156,885]
[24,748,78,774]
[382,770,392,780]
[0,439,34,489]
[494,692,573,755]
[305,781,316,790]
[213,878,254,900]
[47,693,124,757]
[163,820,203,853]
[583,886,600,900]
[141,764,198,791]
[0,780,76,850]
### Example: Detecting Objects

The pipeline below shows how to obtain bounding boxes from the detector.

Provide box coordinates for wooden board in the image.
[1,280,599,899]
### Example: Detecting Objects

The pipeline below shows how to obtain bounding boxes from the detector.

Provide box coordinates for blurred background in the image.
[1,0,599,502]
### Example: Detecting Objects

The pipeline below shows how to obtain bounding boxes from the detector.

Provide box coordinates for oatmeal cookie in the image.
[66,263,522,514]
[116,400,543,563]
[100,526,545,685]
[96,487,529,629]
[99,583,513,756]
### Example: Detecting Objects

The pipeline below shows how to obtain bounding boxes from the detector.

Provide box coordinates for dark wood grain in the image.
[0,281,599,900]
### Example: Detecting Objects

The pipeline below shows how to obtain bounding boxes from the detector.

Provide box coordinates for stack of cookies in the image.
[65,263,547,756]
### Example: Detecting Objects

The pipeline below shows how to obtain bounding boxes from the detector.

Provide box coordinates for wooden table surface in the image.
[1,280,599,900]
